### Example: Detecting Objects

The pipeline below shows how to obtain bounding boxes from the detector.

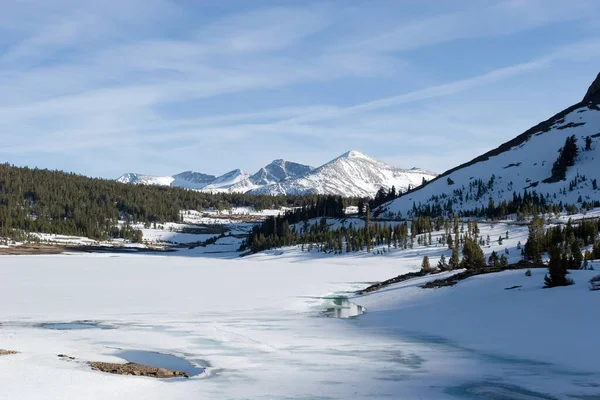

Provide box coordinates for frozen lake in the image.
[0,253,598,399]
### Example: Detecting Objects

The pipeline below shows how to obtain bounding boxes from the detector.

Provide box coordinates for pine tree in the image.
[488,251,499,267]
[421,256,432,273]
[570,237,583,270]
[461,236,486,269]
[544,246,573,288]
[585,136,592,151]
[449,246,460,270]
[437,254,447,271]
[524,215,545,263]
[357,199,365,217]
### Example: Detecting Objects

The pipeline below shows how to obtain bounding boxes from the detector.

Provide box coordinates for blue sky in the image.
[1,0,599,179]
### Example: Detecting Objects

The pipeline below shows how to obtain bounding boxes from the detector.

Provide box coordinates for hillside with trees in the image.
[0,163,359,241]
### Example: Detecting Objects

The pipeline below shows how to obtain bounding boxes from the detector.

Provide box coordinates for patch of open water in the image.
[116,350,205,377]
[38,321,114,330]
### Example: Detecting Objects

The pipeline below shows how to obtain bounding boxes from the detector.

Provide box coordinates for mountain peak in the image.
[583,71,600,103]
[339,150,369,159]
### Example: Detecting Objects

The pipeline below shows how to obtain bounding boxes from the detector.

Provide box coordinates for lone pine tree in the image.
[461,236,486,269]
[421,256,433,273]
[524,215,545,263]
[544,245,573,288]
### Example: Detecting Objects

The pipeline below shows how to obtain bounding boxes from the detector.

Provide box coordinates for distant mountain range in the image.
[117,151,437,198]
[377,71,600,217]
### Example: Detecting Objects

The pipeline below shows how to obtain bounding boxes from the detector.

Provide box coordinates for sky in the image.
[1,0,599,179]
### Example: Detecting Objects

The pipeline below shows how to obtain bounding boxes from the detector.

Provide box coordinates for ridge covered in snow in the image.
[171,171,217,190]
[377,72,600,218]
[117,152,436,198]
[116,173,175,187]
[250,150,437,197]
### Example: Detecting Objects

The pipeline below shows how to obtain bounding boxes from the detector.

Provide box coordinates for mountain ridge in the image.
[117,151,437,198]
[249,150,437,197]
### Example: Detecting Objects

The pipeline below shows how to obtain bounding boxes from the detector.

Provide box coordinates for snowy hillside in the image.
[117,152,433,197]
[250,150,437,197]
[378,72,600,218]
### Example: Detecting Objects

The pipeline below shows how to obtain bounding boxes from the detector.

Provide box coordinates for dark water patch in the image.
[446,381,560,399]
[39,321,114,330]
[320,296,364,318]
[116,350,205,377]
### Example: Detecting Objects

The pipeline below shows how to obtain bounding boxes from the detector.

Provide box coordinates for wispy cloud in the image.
[0,0,598,177]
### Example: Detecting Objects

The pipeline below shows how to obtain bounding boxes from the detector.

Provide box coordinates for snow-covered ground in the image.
[2,211,600,399]
[1,225,599,399]
[28,233,146,248]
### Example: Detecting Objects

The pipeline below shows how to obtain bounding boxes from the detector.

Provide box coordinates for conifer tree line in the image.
[524,215,600,265]
[245,198,600,276]
[245,213,413,254]
[390,187,599,220]
[523,214,600,287]
[366,186,401,211]
[0,163,359,241]
[246,209,494,270]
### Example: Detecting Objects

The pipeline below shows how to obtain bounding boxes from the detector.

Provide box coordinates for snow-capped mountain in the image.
[116,152,435,197]
[249,150,437,197]
[116,171,216,190]
[249,159,314,186]
[202,169,252,192]
[171,171,216,190]
[117,160,311,194]
[116,173,175,186]
[377,71,600,218]
[224,159,315,193]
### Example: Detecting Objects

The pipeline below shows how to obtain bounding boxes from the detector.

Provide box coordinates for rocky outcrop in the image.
[583,72,600,103]
[88,361,189,378]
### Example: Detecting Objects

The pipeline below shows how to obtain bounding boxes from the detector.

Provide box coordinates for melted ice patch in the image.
[116,350,206,377]
[322,296,365,318]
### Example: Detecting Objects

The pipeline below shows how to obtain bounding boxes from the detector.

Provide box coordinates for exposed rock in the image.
[583,72,600,103]
[0,349,18,356]
[88,361,188,378]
